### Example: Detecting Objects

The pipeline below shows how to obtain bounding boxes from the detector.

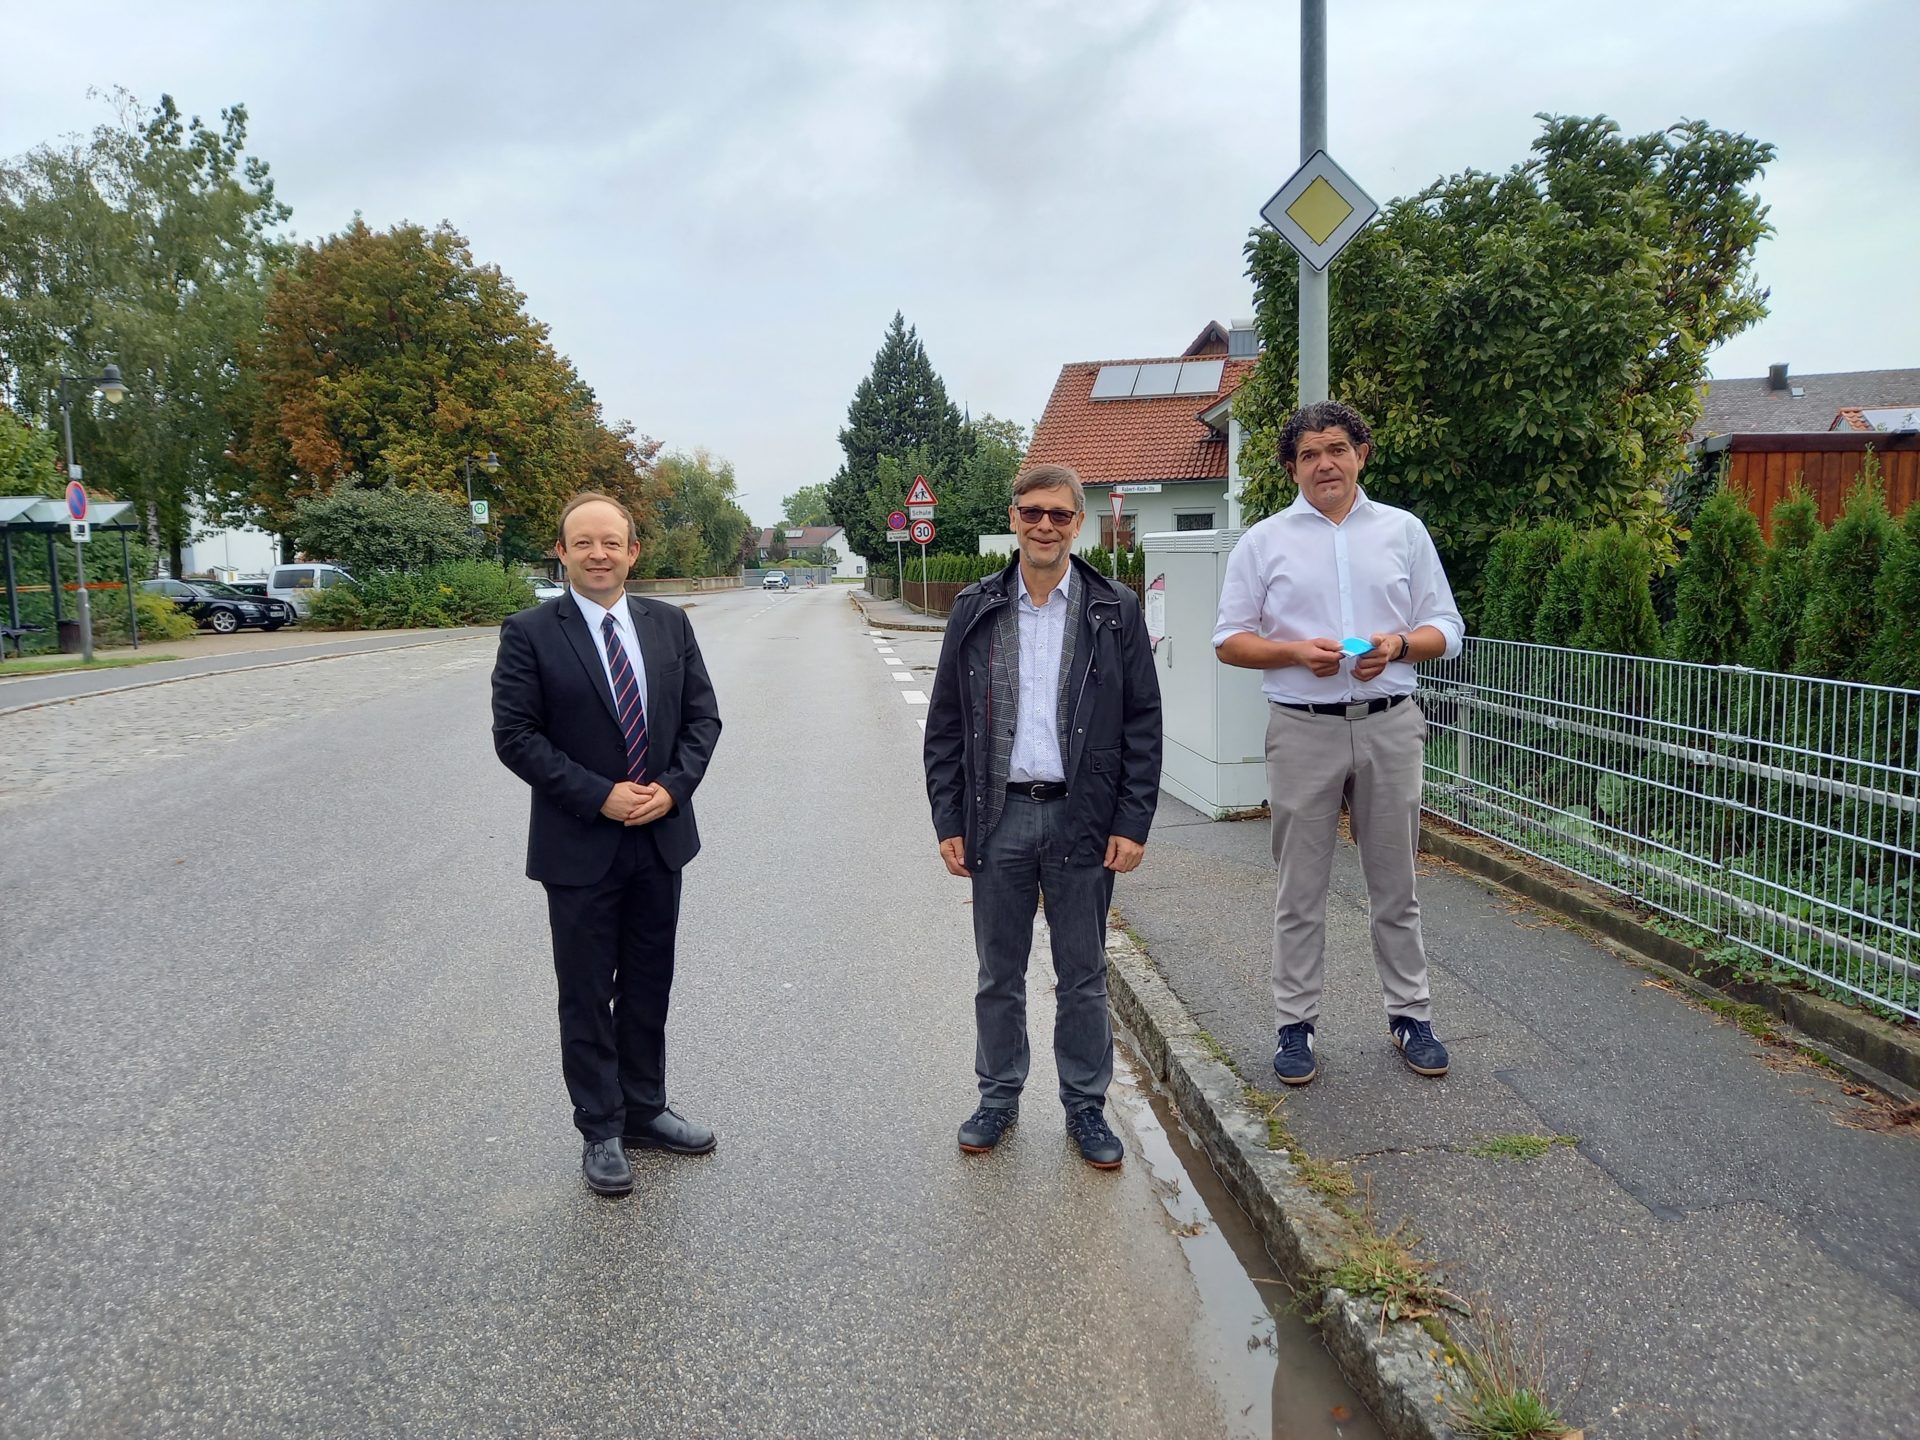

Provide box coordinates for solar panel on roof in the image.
[1090,365,1139,399]
[1131,363,1181,397]
[1175,359,1225,394]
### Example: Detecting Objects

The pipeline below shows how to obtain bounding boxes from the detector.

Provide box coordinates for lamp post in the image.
[464,450,502,547]
[56,363,128,663]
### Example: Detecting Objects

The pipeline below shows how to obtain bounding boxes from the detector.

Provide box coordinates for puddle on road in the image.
[1109,1045,1384,1440]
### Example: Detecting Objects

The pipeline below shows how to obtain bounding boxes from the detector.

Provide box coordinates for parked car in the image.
[203,580,297,629]
[529,576,566,602]
[267,562,358,617]
[140,578,278,634]
[763,570,791,590]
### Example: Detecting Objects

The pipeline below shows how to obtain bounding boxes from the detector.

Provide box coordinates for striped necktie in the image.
[601,612,650,784]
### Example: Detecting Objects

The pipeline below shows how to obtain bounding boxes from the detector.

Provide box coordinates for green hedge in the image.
[305,561,533,630]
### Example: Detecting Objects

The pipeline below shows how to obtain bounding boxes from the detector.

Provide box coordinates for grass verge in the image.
[1466,1133,1578,1162]
[0,652,172,678]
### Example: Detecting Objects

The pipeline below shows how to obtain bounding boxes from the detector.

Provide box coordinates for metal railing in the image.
[1418,639,1920,1022]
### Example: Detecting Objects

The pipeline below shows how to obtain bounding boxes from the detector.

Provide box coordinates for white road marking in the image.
[877,646,895,654]
[916,717,926,730]
[892,672,914,683]
[884,658,904,666]
[902,691,928,705]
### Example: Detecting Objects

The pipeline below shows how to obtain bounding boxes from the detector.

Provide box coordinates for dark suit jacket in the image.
[492,591,722,885]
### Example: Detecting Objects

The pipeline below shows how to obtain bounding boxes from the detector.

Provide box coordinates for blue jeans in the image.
[970,794,1117,1113]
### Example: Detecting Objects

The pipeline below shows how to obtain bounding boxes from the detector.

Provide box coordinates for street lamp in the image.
[56,363,128,663]
[464,449,502,545]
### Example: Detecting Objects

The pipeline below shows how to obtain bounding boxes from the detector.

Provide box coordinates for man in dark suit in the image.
[492,492,723,1196]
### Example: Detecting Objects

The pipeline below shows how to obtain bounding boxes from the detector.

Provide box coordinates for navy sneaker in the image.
[1273,1021,1319,1086]
[958,1104,1017,1153]
[1390,1018,1449,1077]
[1066,1107,1124,1169]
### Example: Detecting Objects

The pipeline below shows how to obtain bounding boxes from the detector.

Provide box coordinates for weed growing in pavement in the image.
[1447,1301,1572,1440]
[1195,1029,1242,1077]
[1702,997,1775,1039]
[1322,1226,1469,1334]
[1467,1133,1578,1162]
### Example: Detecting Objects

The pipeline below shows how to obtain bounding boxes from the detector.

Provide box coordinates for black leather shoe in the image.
[582,1138,633,1195]
[1067,1107,1124,1169]
[623,1106,717,1155]
[958,1104,1017,1153]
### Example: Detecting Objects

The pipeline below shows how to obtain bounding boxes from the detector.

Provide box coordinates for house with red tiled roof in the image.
[1021,321,1261,554]
[753,524,865,578]
[1831,405,1920,433]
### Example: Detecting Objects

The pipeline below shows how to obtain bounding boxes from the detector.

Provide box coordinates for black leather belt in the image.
[1005,780,1068,800]
[1274,693,1412,720]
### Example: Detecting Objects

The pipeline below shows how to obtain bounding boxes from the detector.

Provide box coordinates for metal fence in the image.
[1418,638,1920,1023]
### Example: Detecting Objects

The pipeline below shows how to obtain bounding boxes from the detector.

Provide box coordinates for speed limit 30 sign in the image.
[909,519,935,545]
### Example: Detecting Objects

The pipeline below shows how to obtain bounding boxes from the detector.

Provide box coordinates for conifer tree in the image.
[1534,534,1593,647]
[1796,453,1896,681]
[1669,486,1764,663]
[1866,498,1920,690]
[1743,486,1821,674]
[827,312,970,559]
[1575,525,1662,656]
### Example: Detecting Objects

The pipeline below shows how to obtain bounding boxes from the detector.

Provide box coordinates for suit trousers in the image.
[1266,697,1432,1028]
[969,793,1118,1113]
[544,824,681,1142]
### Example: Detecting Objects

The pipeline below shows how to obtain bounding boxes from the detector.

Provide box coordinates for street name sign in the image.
[1260,149,1377,272]
[1112,482,1162,494]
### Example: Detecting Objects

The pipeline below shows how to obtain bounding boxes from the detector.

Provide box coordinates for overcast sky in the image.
[6,0,1915,524]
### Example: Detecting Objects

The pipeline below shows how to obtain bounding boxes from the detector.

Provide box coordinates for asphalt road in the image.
[0,586,1379,1440]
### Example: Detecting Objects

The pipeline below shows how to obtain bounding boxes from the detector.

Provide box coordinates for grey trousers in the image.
[1266,697,1432,1028]
[969,794,1118,1113]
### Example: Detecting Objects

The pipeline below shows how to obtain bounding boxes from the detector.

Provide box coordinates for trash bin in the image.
[57,618,83,654]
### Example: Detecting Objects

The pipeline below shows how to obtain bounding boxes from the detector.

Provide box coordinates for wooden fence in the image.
[1707,432,1920,538]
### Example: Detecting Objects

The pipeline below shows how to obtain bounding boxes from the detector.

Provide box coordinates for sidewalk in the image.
[1113,795,1920,1440]
[847,588,947,632]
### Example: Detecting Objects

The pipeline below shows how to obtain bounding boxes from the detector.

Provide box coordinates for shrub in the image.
[1867,500,1920,690]
[305,583,366,630]
[1796,453,1895,681]
[1743,487,1821,674]
[1533,535,1592,647]
[1476,530,1528,639]
[287,486,484,576]
[1574,525,1661,656]
[1668,486,1764,663]
[90,588,199,646]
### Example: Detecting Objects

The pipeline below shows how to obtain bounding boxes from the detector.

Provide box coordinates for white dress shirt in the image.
[1212,488,1464,705]
[1009,566,1070,783]
[572,588,649,719]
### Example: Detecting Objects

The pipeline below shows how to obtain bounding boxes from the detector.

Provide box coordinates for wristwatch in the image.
[1395,633,1411,661]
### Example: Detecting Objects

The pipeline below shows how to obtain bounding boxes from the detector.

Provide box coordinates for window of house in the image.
[1175,512,1216,531]
[1099,516,1138,550]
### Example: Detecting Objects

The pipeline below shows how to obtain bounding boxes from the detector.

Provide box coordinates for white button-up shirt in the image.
[1009,567,1070,783]
[1212,488,1464,704]
[572,588,649,718]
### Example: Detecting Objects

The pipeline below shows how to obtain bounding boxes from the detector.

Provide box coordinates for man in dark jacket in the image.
[493,492,723,1196]
[924,463,1162,1168]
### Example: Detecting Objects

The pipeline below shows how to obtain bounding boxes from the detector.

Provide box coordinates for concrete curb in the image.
[847,591,947,633]
[0,632,493,720]
[1104,924,1464,1440]
[1418,820,1920,1102]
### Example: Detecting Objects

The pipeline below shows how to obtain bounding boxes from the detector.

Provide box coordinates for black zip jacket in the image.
[924,555,1162,870]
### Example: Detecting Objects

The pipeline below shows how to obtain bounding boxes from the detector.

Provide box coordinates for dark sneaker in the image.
[623,1106,717,1155]
[582,1137,633,1196]
[1390,1018,1450,1077]
[1066,1108,1124,1169]
[1273,1021,1319,1086]
[958,1104,1017,1153]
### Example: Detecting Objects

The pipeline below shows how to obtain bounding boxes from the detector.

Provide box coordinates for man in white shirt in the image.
[1213,402,1464,1087]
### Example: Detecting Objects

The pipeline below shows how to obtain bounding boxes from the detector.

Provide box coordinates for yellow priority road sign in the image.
[1260,149,1378,273]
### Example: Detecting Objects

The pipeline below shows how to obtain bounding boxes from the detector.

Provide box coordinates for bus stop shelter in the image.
[1,495,143,656]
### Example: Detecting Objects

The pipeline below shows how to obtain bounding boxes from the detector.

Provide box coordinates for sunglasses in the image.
[1014,505,1079,526]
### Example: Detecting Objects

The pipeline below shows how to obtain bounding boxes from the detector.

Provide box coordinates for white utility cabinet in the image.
[1141,529,1269,818]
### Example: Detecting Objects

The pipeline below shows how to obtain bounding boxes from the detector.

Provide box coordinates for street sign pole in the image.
[919,540,928,611]
[1299,0,1328,406]
[1110,490,1123,577]
[59,408,93,661]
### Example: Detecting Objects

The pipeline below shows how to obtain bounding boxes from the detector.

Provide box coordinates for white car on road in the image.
[763,571,791,591]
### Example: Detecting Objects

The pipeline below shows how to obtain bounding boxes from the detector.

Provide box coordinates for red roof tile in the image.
[1024,357,1257,486]
[1831,408,1874,432]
